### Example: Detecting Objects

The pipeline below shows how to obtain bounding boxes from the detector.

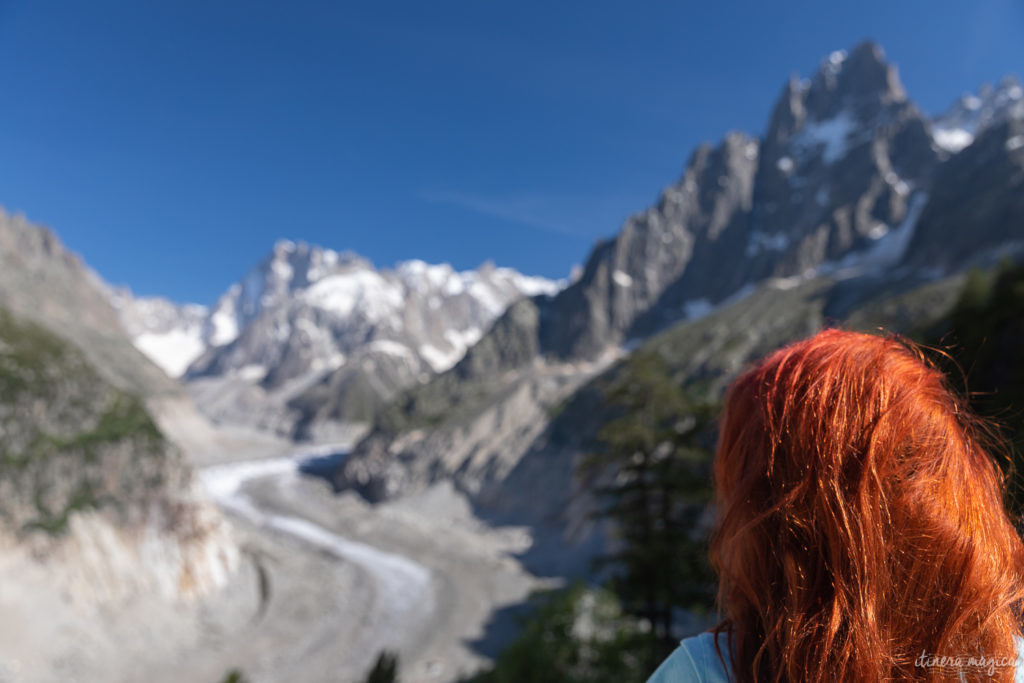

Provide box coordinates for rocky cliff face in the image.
[0,306,235,601]
[333,41,1024,555]
[433,44,1021,381]
[0,209,182,402]
[544,42,944,353]
[906,115,1024,271]
[0,210,236,603]
[542,131,759,358]
[728,44,935,276]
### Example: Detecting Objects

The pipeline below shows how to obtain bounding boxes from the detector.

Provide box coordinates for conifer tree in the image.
[363,651,399,683]
[581,351,717,662]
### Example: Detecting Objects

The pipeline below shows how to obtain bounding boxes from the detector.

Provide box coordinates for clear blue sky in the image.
[0,1,1020,304]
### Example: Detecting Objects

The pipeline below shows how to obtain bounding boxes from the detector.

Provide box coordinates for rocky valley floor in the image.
[0,443,551,683]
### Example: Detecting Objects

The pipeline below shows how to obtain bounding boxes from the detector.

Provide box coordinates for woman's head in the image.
[709,328,1024,682]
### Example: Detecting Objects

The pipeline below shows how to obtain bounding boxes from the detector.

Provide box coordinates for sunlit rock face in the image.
[515,42,946,360]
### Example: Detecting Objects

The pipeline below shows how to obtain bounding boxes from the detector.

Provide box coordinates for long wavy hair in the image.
[709,328,1024,682]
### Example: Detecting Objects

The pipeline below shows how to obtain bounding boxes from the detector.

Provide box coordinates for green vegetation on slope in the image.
[216,669,249,683]
[464,584,656,683]
[0,305,85,398]
[0,306,169,536]
[471,352,718,681]
[362,651,399,683]
[920,261,1024,517]
[479,265,1012,681]
[581,351,717,664]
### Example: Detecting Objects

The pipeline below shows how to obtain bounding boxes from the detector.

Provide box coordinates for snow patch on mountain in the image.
[612,270,633,287]
[795,110,856,164]
[366,339,418,363]
[681,299,714,321]
[109,291,209,377]
[932,128,975,153]
[853,191,929,269]
[746,230,791,257]
[305,271,405,320]
[208,299,241,347]
[134,329,206,378]
[932,77,1024,153]
[824,50,847,75]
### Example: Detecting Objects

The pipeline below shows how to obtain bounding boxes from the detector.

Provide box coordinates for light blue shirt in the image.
[647,632,1024,682]
[647,632,732,683]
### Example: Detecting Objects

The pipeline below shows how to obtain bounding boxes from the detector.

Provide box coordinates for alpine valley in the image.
[1,41,1022,682]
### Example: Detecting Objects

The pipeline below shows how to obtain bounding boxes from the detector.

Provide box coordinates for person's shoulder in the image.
[650,633,1024,681]
[646,631,732,683]
[1014,635,1024,683]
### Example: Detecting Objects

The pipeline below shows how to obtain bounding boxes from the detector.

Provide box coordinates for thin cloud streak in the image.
[417,189,641,240]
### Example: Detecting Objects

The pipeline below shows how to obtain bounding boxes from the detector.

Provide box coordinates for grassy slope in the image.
[0,306,169,535]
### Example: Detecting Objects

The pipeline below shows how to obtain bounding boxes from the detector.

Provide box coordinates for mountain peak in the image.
[844,40,905,99]
[846,39,885,68]
[760,41,916,173]
[119,236,563,393]
[272,238,297,253]
[802,40,906,124]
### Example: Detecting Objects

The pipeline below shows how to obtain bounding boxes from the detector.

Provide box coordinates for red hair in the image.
[709,328,1024,682]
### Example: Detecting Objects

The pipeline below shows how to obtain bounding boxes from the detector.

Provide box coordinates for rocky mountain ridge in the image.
[114,50,1023,445]
[115,241,563,439]
[332,42,1024,562]
[381,42,1022,394]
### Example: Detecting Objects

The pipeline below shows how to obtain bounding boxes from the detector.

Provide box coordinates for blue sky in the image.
[0,1,1021,304]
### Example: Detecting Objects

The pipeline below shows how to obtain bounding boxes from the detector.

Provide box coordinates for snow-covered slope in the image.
[109,290,209,377]
[188,240,562,381]
[931,76,1024,153]
[114,241,563,437]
